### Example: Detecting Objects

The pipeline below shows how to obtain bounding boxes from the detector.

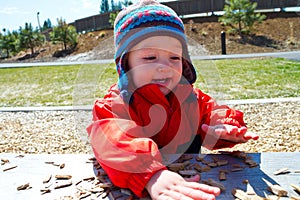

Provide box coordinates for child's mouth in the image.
[152,78,171,86]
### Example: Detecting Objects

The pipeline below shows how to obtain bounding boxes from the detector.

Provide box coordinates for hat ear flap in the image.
[116,52,134,104]
[181,58,197,84]
[117,52,129,91]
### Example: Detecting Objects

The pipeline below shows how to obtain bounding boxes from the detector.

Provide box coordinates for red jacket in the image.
[87,83,246,197]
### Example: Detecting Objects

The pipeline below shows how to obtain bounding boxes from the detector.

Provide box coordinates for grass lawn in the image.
[0,58,299,107]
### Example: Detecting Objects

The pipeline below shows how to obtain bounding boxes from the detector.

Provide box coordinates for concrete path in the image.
[0,97,299,112]
[191,50,300,61]
[0,51,299,68]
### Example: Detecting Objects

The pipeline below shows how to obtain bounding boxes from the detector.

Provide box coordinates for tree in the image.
[42,18,52,31]
[18,23,45,55]
[0,29,14,58]
[50,18,78,51]
[100,0,109,13]
[122,0,133,7]
[111,0,116,11]
[109,11,119,27]
[219,0,266,36]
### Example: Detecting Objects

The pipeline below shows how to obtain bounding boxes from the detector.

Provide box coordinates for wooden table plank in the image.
[1,152,299,200]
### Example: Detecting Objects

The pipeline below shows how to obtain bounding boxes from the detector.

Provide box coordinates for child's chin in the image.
[158,86,171,95]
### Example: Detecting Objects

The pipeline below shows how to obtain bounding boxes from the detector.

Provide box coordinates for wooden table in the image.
[1,152,299,200]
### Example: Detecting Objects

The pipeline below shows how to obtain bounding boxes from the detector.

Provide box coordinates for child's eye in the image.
[143,56,156,60]
[170,56,181,61]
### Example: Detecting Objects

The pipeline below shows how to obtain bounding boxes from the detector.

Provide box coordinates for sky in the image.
[0,0,139,32]
[2,1,298,33]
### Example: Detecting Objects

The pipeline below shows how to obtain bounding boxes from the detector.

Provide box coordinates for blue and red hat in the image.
[114,0,197,102]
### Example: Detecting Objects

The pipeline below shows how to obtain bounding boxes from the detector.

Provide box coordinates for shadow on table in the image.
[92,153,296,199]
[200,153,289,199]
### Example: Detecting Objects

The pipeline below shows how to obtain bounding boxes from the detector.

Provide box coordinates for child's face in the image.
[128,36,183,95]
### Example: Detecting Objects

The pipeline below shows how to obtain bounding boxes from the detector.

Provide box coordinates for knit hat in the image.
[114,0,197,102]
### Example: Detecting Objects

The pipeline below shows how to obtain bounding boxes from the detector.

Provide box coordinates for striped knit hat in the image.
[114,0,197,102]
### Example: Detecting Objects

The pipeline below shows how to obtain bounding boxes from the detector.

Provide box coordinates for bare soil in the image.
[3,16,300,63]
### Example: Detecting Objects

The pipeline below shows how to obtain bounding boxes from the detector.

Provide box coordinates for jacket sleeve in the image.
[87,97,166,197]
[195,88,247,149]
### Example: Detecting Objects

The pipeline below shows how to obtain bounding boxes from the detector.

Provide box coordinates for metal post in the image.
[37,12,41,32]
[221,31,226,55]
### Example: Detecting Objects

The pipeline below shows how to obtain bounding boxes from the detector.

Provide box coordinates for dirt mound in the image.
[3,16,300,63]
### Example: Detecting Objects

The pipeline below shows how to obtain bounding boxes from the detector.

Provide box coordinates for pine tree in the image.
[219,0,266,36]
[50,18,78,50]
[18,23,45,54]
[100,0,109,13]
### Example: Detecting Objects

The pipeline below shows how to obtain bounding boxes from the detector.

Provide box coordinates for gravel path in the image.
[0,101,299,154]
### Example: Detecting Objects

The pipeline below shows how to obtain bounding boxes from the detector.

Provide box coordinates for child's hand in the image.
[201,124,259,143]
[146,170,220,200]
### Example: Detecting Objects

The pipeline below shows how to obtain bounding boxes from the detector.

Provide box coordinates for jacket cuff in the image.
[213,139,238,149]
[128,168,167,197]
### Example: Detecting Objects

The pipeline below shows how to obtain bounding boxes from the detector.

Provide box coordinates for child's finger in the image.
[228,126,238,135]
[182,181,221,196]
[244,132,259,140]
[201,124,209,132]
[236,126,247,136]
[215,128,227,135]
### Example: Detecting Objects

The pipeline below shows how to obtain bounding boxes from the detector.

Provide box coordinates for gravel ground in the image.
[0,101,299,154]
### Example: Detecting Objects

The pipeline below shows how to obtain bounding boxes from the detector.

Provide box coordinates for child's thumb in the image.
[184,174,200,182]
[201,124,209,132]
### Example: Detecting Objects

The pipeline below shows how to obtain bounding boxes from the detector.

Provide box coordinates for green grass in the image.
[0,58,299,107]
[194,58,300,100]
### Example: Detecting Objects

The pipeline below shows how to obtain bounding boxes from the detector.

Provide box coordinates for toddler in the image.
[87,0,258,199]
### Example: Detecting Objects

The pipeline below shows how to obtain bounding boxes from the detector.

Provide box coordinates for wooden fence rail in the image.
[70,0,300,33]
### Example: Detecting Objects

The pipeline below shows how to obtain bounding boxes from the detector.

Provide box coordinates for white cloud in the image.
[0,6,19,14]
[0,6,30,15]
[82,0,98,9]
[68,0,99,15]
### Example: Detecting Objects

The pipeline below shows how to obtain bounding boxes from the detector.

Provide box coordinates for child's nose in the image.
[157,64,171,73]
[156,59,172,72]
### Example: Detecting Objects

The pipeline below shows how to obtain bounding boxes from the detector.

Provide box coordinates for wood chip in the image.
[178,170,198,176]
[40,188,51,195]
[75,180,83,186]
[201,165,211,172]
[291,183,300,193]
[55,175,72,180]
[232,188,250,200]
[78,192,91,199]
[1,158,9,165]
[3,165,17,172]
[232,188,265,200]
[168,163,185,172]
[43,174,52,184]
[89,187,105,193]
[244,159,258,168]
[202,179,226,192]
[59,163,65,169]
[192,163,202,172]
[273,167,290,175]
[98,182,113,188]
[178,154,194,161]
[54,181,72,189]
[83,176,95,181]
[219,171,227,181]
[17,183,31,191]
[291,196,300,200]
[207,162,218,168]
[231,167,244,172]
[195,155,205,161]
[45,161,55,164]
[267,184,288,197]
[216,160,228,166]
